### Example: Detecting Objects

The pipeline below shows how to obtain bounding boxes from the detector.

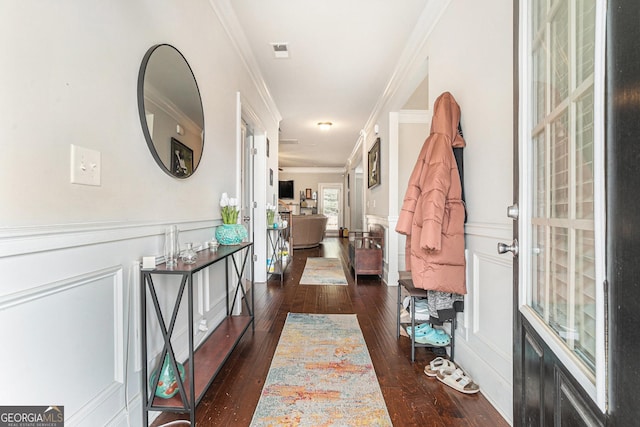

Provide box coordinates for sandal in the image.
[414,328,450,346]
[436,368,480,394]
[424,357,456,377]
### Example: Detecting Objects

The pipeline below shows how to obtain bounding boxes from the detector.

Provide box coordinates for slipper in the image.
[407,324,448,337]
[406,323,433,335]
[424,357,456,377]
[414,328,450,346]
[436,368,480,394]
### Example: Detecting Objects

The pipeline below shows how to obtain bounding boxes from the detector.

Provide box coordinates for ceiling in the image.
[229,0,434,169]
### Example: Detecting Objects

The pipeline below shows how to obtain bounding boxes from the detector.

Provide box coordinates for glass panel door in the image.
[318,183,343,234]
[520,0,605,407]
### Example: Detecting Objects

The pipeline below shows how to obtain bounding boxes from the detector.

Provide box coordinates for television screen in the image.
[278,180,294,199]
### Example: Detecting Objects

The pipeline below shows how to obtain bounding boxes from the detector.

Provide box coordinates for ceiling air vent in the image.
[271,43,289,59]
[279,139,299,145]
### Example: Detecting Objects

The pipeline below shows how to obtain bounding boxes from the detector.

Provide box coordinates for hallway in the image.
[154,238,509,426]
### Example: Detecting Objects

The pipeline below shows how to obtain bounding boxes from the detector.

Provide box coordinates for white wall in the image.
[397,119,430,271]
[0,1,277,425]
[360,0,514,422]
[423,1,514,422]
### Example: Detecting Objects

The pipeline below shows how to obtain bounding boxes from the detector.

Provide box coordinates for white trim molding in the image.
[208,0,282,125]
[279,167,346,175]
[399,109,431,123]
[0,219,217,258]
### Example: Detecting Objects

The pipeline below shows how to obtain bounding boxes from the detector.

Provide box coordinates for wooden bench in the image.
[348,225,383,284]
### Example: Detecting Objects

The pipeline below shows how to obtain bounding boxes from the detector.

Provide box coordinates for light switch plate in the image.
[70,144,101,186]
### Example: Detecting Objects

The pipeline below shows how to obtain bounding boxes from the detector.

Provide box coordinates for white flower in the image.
[219,193,239,224]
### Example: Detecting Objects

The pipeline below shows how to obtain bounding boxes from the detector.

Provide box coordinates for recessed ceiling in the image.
[230,0,433,168]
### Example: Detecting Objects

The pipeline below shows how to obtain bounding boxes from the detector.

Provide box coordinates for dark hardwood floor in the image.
[152,237,509,426]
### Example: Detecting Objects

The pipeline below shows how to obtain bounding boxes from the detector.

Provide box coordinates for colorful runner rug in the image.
[299,257,348,285]
[250,313,392,426]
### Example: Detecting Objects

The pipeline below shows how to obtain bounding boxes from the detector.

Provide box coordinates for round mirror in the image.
[137,44,204,178]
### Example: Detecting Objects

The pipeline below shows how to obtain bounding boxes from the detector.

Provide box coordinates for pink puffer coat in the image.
[395,92,466,294]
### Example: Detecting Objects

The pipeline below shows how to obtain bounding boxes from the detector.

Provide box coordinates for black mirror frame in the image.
[137,44,205,179]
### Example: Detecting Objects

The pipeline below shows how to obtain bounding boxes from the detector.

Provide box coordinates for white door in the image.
[508,0,607,423]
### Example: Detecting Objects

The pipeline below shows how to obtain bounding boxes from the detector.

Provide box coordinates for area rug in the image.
[249,313,392,426]
[299,257,348,285]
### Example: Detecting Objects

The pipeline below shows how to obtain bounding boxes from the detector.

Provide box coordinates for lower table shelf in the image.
[149,315,253,410]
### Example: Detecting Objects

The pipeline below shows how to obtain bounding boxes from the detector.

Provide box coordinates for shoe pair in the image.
[406,322,447,336]
[424,357,480,394]
[408,323,450,346]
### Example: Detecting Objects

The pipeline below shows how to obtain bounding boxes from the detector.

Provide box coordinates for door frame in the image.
[605,1,640,425]
[237,92,268,283]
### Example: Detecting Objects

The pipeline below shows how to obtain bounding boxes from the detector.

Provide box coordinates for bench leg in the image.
[411,296,416,362]
[450,315,456,362]
[396,283,401,338]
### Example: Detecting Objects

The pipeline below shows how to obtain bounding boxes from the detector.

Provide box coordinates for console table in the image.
[140,242,254,426]
[267,225,290,286]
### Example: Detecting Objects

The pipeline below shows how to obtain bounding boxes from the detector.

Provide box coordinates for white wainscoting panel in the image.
[472,252,513,361]
[0,267,125,425]
[453,222,514,424]
[0,220,229,426]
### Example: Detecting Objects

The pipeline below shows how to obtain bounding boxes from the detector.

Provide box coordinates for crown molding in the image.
[208,0,282,125]
[362,0,451,134]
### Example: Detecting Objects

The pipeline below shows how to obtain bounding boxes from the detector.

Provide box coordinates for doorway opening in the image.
[318,183,343,236]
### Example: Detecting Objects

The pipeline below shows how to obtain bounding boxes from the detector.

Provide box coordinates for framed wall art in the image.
[368,137,380,188]
[170,137,193,178]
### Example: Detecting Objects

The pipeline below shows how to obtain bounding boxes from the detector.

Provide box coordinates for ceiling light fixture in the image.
[317,122,333,131]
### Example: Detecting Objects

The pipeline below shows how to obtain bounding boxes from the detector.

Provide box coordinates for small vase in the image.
[181,242,198,264]
[215,223,248,245]
[149,354,186,399]
[164,225,180,268]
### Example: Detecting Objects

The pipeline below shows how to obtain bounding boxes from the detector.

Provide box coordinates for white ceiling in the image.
[229,0,434,168]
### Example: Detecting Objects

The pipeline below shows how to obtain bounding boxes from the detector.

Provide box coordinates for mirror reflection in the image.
[138,44,204,178]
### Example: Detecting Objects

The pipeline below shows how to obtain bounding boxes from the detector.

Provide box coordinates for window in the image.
[523,0,605,406]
